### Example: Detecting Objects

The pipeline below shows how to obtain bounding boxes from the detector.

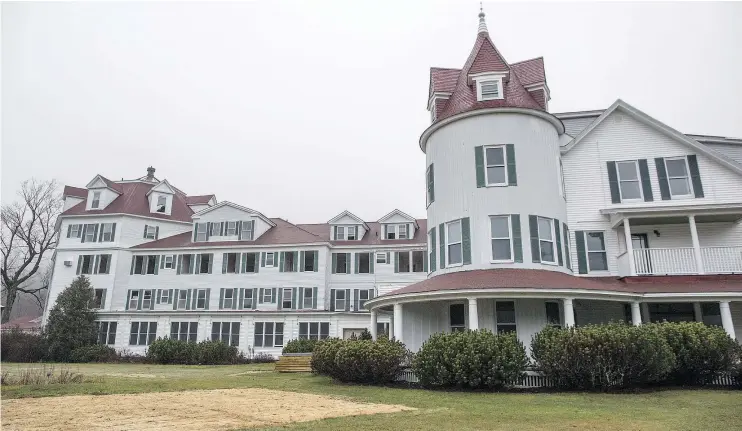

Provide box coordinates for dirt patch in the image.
[1,388,413,431]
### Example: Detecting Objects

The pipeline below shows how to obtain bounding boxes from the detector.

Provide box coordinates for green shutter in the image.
[291,288,297,310]
[554,218,563,266]
[208,253,213,273]
[475,146,485,188]
[157,289,162,304]
[77,256,83,275]
[655,158,671,200]
[173,290,178,310]
[222,253,228,273]
[369,252,374,274]
[638,159,654,202]
[293,251,299,271]
[607,161,621,203]
[344,289,351,311]
[176,255,182,275]
[330,289,336,311]
[241,253,247,273]
[137,289,143,310]
[313,251,318,272]
[575,230,588,274]
[354,253,359,274]
[154,256,159,275]
[254,253,260,273]
[331,253,337,274]
[219,288,225,309]
[506,144,517,186]
[258,288,264,304]
[186,289,192,310]
[430,228,437,271]
[439,223,446,268]
[261,252,266,267]
[563,223,572,270]
[125,290,131,310]
[511,214,523,263]
[205,289,210,310]
[277,288,283,310]
[238,288,244,310]
[394,252,399,273]
[271,287,277,304]
[353,289,359,312]
[461,217,471,265]
[312,287,318,309]
[423,250,428,272]
[252,288,258,310]
[529,215,540,263]
[687,155,704,198]
[427,163,435,204]
[279,252,285,272]
[299,251,305,272]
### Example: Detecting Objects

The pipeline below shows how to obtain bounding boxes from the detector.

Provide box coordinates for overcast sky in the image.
[3,2,741,223]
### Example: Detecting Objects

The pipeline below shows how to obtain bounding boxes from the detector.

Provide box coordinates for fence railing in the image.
[633,247,697,275]
[701,246,742,274]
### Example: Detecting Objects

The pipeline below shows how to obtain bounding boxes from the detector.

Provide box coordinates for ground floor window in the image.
[648,303,695,323]
[254,322,284,347]
[545,302,561,327]
[95,321,117,345]
[129,322,157,346]
[298,322,330,340]
[701,303,722,326]
[170,321,198,342]
[376,322,390,338]
[211,322,240,346]
[496,301,516,334]
[449,303,466,332]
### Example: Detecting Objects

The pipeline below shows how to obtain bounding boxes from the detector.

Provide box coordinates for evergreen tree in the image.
[45,275,98,361]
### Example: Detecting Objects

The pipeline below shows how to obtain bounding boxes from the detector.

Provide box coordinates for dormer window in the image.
[156,196,167,213]
[195,222,208,242]
[347,227,357,240]
[91,192,101,209]
[478,79,502,101]
[226,221,237,236]
[384,224,410,240]
[334,226,359,241]
[336,226,345,240]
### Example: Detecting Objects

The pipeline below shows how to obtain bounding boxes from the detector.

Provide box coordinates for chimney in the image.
[146,166,156,181]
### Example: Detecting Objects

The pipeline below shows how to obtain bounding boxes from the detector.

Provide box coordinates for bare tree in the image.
[1,179,61,323]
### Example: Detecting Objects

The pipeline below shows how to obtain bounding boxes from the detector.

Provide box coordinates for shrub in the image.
[656,322,741,385]
[332,338,409,384]
[0,328,47,362]
[146,338,238,365]
[1,364,84,386]
[531,323,675,390]
[45,275,98,361]
[69,344,118,363]
[358,329,373,340]
[282,338,319,354]
[311,338,344,376]
[251,352,277,363]
[413,330,529,389]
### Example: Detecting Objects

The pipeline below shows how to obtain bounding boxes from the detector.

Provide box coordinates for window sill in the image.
[479,96,504,102]
[490,259,514,264]
[540,260,559,266]
[669,194,694,200]
[485,183,509,188]
[446,262,464,268]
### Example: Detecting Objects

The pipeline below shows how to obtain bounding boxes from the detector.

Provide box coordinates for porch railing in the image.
[633,247,697,275]
[701,246,742,274]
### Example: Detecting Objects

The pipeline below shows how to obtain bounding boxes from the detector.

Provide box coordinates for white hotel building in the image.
[44,12,742,355]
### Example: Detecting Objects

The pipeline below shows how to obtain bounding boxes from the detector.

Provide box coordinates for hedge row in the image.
[282,338,320,354]
[311,338,409,384]
[146,338,241,364]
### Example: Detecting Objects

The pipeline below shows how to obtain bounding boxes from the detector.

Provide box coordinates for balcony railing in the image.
[624,246,742,276]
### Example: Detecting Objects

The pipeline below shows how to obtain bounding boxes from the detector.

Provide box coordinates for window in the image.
[195,289,207,309]
[210,222,222,236]
[358,289,370,310]
[160,289,170,304]
[164,255,173,269]
[496,301,516,334]
[85,224,97,242]
[177,290,187,309]
[254,322,284,347]
[303,251,315,272]
[385,225,396,239]
[180,254,193,274]
[446,220,463,265]
[335,289,346,311]
[665,157,693,197]
[223,289,234,309]
[283,252,296,272]
[244,252,257,273]
[170,322,198,342]
[262,288,273,304]
[450,303,466,332]
[142,290,153,310]
[479,79,501,100]
[490,216,512,261]
[265,252,275,267]
[195,223,208,242]
[96,254,111,274]
[347,227,357,240]
[241,221,254,240]
[129,321,157,346]
[376,252,387,264]
[545,302,561,327]
[156,195,167,213]
[426,164,434,205]
[398,251,410,272]
[399,224,408,239]
[412,251,425,272]
[144,225,157,240]
[334,253,348,274]
[225,253,238,273]
[100,223,115,242]
[197,254,212,274]
[211,322,240,346]
[701,303,722,326]
[282,288,293,309]
[537,217,556,264]
[91,191,101,209]
[70,224,82,238]
[133,256,144,274]
[358,253,370,274]
[586,232,608,271]
[376,322,390,338]
[485,146,507,186]
[616,160,642,201]
[559,158,566,198]
[93,289,105,309]
[79,255,94,275]
[128,290,139,310]
[336,226,345,240]
[225,221,237,236]
[146,256,157,274]
[96,321,117,345]
[302,288,313,309]
[242,289,254,308]
[299,322,330,340]
[648,303,695,323]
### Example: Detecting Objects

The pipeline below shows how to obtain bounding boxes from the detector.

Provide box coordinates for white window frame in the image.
[211,321,240,346]
[171,321,198,343]
[347,226,357,240]
[210,222,222,236]
[128,290,139,310]
[160,289,170,304]
[586,231,608,272]
[243,289,254,308]
[335,289,346,311]
[254,322,284,348]
[262,288,273,304]
[145,255,157,275]
[426,164,434,206]
[80,255,94,275]
[91,191,101,209]
[241,222,253,240]
[537,216,557,265]
[93,289,105,309]
[223,289,234,309]
[156,195,167,213]
[85,225,96,242]
[558,158,566,199]
[195,289,207,310]
[70,224,81,238]
[195,223,208,242]
[142,290,153,310]
[489,215,513,263]
[101,223,114,242]
[358,289,370,310]
[446,220,463,266]
[265,252,275,267]
[177,290,187,309]
[144,225,157,240]
[226,221,237,236]
[302,288,313,309]
[282,287,293,309]
[336,226,345,240]
[96,321,117,345]
[398,224,408,239]
[664,157,694,198]
[616,160,643,202]
[376,252,387,264]
[495,301,517,334]
[484,145,508,186]
[478,79,503,101]
[449,303,466,332]
[299,322,330,340]
[164,255,173,269]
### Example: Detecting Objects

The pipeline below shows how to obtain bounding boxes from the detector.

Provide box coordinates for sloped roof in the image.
[86,174,123,194]
[429,68,460,98]
[186,195,215,205]
[297,220,427,246]
[63,186,87,199]
[510,57,546,86]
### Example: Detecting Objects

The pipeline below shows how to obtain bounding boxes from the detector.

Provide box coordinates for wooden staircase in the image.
[274,354,312,373]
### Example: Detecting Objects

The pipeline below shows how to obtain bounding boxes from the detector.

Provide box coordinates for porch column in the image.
[623,218,636,276]
[631,301,642,326]
[393,303,404,342]
[688,215,704,274]
[468,298,479,330]
[719,301,736,340]
[563,298,575,327]
[693,302,703,322]
[641,302,650,323]
[370,310,378,340]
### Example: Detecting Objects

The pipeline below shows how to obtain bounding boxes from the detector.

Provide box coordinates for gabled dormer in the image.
[146,179,176,215]
[85,175,122,211]
[328,210,369,241]
[191,201,275,243]
[186,195,217,214]
[378,209,418,240]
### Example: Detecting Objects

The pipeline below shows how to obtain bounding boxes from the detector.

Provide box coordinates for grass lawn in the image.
[2,362,742,431]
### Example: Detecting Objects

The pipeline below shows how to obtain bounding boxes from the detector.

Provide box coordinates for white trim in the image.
[553,110,605,120]
[58,212,192,225]
[483,145,508,186]
[664,156,695,198]
[327,210,369,229]
[377,209,419,228]
[477,78,503,101]
[192,201,275,227]
[85,175,123,194]
[537,216,557,264]
[584,231,608,272]
[615,160,644,202]
[145,179,177,196]
[445,219,463,266]
[489,215,514,263]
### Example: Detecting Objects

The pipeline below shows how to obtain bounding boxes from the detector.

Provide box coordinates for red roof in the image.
[63,185,87,198]
[0,315,42,332]
[61,182,195,222]
[510,57,546,87]
[379,269,742,297]
[186,195,215,205]
[297,220,428,246]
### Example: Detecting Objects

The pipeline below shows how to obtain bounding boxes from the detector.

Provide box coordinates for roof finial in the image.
[478,3,488,34]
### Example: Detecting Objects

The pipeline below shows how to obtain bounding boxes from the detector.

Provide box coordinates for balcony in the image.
[618,246,742,275]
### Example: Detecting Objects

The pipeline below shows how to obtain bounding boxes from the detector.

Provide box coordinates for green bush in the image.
[69,344,118,363]
[311,338,344,376]
[251,352,277,363]
[332,338,409,384]
[358,329,373,340]
[146,338,238,364]
[196,340,239,364]
[531,323,675,390]
[0,328,47,362]
[656,322,741,385]
[282,338,319,354]
[412,330,529,389]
